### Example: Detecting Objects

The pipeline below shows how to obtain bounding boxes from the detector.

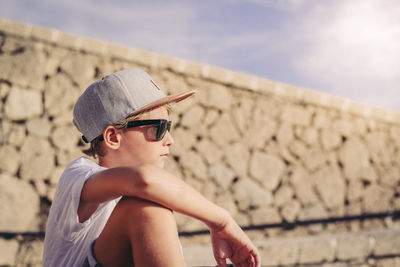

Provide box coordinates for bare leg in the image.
[93,196,185,267]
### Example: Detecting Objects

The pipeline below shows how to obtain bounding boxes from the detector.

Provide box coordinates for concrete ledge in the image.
[183,229,400,267]
[0,17,399,124]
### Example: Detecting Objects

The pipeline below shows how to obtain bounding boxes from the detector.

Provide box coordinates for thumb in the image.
[216,258,228,267]
[214,239,232,259]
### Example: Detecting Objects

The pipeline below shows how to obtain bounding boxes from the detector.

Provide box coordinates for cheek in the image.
[122,136,160,162]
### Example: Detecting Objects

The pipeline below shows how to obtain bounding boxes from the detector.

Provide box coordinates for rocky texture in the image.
[0,173,40,232]
[183,229,400,267]
[1,18,400,266]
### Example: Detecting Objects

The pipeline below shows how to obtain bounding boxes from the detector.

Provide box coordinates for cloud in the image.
[1,0,399,111]
[286,0,400,110]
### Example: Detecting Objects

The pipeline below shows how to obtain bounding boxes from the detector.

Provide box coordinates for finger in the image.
[248,255,255,267]
[253,252,261,267]
[217,258,228,267]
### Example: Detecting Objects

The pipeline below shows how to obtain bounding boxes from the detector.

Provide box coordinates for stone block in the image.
[57,32,83,50]
[59,52,97,88]
[208,162,235,190]
[375,257,400,267]
[231,96,254,134]
[243,114,277,149]
[232,178,273,210]
[164,74,188,95]
[0,173,40,231]
[0,48,47,89]
[347,181,363,202]
[223,142,250,178]
[281,199,301,222]
[26,117,52,137]
[184,60,202,77]
[0,145,20,175]
[215,191,237,216]
[302,148,327,172]
[313,165,345,209]
[55,147,84,167]
[196,138,223,165]
[376,164,400,187]
[5,87,42,120]
[210,113,240,147]
[363,184,394,213]
[51,124,80,151]
[106,43,133,60]
[180,151,207,180]
[290,167,319,205]
[332,118,354,137]
[44,75,79,117]
[183,244,215,267]
[338,137,376,182]
[201,65,232,85]
[249,151,284,191]
[0,238,19,266]
[196,83,233,110]
[257,78,276,95]
[299,203,328,221]
[302,88,325,106]
[365,132,391,167]
[250,206,281,225]
[20,136,55,181]
[288,140,308,159]
[170,128,196,156]
[80,37,108,56]
[180,105,205,129]
[321,129,341,150]
[126,47,157,67]
[15,240,44,267]
[280,105,312,126]
[232,71,257,90]
[374,231,400,256]
[313,110,331,129]
[1,18,32,37]
[274,185,294,207]
[258,240,298,266]
[31,25,60,43]
[299,128,319,146]
[298,237,335,264]
[276,123,294,146]
[336,235,370,260]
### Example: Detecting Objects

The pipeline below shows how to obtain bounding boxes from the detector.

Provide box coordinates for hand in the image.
[210,216,261,267]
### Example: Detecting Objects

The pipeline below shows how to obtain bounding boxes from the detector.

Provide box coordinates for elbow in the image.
[132,164,156,192]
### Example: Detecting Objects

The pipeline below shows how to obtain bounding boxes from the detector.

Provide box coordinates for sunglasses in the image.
[89,119,172,143]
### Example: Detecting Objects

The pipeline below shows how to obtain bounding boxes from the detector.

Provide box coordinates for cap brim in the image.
[129,90,196,117]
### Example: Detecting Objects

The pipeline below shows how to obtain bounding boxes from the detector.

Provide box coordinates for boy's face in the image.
[116,106,173,169]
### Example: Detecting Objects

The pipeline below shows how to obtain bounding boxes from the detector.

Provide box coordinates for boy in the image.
[43,68,260,267]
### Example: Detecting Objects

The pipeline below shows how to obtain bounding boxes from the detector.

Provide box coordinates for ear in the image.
[102,126,122,150]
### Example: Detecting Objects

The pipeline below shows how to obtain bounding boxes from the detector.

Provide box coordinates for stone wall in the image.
[0,17,399,266]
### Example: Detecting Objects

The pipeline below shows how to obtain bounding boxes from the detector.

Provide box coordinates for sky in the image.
[1,0,400,112]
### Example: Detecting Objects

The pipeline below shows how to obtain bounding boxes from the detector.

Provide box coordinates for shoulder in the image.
[64,157,103,175]
[59,157,105,186]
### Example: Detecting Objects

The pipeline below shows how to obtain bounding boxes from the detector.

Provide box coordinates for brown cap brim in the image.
[129,90,196,117]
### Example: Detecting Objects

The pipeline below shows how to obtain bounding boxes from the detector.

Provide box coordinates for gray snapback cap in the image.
[73,68,195,143]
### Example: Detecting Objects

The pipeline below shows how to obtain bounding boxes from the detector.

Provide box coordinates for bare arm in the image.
[80,164,226,226]
[79,164,260,266]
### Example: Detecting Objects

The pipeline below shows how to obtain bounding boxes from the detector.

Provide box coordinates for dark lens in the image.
[155,120,172,141]
[147,126,158,141]
[156,120,167,140]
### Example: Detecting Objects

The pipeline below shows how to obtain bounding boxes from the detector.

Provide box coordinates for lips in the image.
[160,153,169,157]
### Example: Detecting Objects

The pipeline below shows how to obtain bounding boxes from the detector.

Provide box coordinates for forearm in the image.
[137,164,230,230]
[81,164,230,229]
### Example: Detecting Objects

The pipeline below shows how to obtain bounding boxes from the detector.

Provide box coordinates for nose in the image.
[163,130,174,146]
